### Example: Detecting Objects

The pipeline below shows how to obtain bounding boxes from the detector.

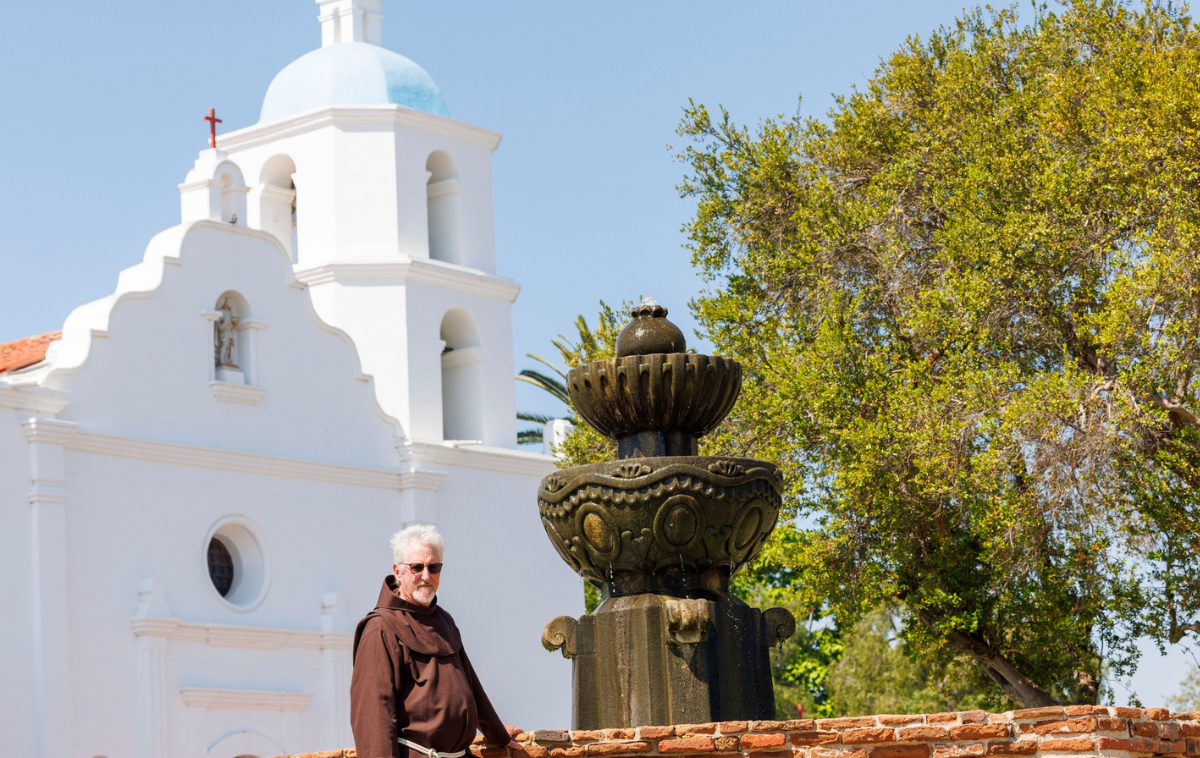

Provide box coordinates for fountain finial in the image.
[615,297,686,357]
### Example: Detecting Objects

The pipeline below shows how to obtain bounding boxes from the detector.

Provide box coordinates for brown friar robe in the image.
[350,576,511,758]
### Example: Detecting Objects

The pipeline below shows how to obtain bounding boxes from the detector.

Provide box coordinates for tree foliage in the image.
[677,0,1200,706]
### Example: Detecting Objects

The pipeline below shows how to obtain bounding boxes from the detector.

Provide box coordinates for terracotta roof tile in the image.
[0,331,61,374]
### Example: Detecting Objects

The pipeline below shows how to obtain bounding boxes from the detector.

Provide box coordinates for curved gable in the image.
[33,221,403,469]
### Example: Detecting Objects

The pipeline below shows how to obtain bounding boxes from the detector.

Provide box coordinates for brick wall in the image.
[274,706,1200,758]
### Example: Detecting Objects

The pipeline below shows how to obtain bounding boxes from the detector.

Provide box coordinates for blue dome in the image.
[260,42,449,123]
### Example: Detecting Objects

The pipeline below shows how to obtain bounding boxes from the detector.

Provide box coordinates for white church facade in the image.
[0,2,580,757]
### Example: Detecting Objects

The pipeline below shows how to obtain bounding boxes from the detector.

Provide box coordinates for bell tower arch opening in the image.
[426,151,462,266]
[439,308,483,441]
[251,155,298,262]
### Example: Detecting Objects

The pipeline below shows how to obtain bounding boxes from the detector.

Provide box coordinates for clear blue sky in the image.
[0,0,1189,706]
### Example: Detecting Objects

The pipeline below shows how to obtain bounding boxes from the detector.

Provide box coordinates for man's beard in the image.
[411,583,436,605]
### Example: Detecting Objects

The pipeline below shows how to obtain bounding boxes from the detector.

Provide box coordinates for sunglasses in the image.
[400,562,442,575]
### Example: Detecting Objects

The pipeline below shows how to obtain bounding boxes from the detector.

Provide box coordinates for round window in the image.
[207,538,235,596]
[204,517,270,610]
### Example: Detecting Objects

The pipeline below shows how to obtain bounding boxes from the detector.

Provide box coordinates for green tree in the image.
[677,0,1200,707]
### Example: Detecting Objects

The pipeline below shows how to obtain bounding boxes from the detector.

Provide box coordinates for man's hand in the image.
[505,726,525,754]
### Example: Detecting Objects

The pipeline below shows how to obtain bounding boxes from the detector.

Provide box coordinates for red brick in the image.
[532,731,572,743]
[927,714,958,725]
[586,743,652,756]
[959,712,989,725]
[525,747,549,758]
[791,732,840,747]
[949,725,1008,740]
[637,727,675,740]
[819,718,879,730]
[775,720,816,731]
[571,732,605,743]
[740,733,787,749]
[843,729,896,745]
[880,715,925,726]
[1064,705,1108,716]
[1164,724,1186,741]
[1183,723,1200,738]
[1038,737,1094,752]
[481,749,509,758]
[813,750,866,758]
[933,744,985,758]
[660,738,715,754]
[713,737,739,752]
[718,722,750,734]
[1147,708,1171,721]
[550,749,586,758]
[606,730,637,741]
[1162,740,1187,754]
[1096,718,1127,732]
[896,727,949,742]
[1132,722,1159,738]
[676,724,718,736]
[1097,736,1158,753]
[869,745,930,758]
[986,742,1038,755]
[749,752,800,758]
[1010,707,1065,721]
[1034,718,1097,735]
[1113,708,1145,719]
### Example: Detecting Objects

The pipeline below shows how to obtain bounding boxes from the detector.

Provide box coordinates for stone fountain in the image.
[539,300,796,729]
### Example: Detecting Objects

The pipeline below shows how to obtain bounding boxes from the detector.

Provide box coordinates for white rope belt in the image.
[398,737,466,758]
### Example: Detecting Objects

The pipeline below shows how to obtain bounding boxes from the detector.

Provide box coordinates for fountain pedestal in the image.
[545,595,795,727]
[538,301,795,728]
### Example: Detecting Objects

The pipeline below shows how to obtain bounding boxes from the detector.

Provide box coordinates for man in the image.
[351,524,522,758]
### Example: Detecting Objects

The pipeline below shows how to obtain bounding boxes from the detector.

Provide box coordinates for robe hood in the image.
[367,575,462,657]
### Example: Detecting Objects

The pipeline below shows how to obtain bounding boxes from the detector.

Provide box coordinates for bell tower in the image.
[201,0,519,447]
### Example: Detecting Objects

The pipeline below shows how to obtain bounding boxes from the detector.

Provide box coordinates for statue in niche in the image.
[215,297,240,369]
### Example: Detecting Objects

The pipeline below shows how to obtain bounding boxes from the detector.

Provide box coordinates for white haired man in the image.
[350,524,522,758]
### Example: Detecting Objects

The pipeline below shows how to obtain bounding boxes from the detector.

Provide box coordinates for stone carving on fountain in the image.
[539,299,796,729]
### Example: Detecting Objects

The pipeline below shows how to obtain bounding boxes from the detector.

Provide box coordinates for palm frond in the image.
[518,411,557,425]
[518,428,546,445]
[517,369,570,406]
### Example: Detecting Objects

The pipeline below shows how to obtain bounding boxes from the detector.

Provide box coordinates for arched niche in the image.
[426,151,463,266]
[210,290,262,387]
[250,154,298,261]
[439,308,483,441]
[207,728,283,758]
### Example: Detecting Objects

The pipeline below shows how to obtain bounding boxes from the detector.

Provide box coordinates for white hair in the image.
[390,523,444,565]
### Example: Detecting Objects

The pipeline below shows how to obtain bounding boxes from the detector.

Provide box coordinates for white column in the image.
[321,593,352,748]
[23,417,78,758]
[132,578,171,758]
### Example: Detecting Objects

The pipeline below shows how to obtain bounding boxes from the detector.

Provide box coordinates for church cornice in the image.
[219,105,503,153]
[294,258,522,303]
[401,440,555,478]
[130,616,352,651]
[59,429,548,485]
[0,385,71,415]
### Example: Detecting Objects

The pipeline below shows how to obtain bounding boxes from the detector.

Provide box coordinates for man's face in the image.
[393,542,441,606]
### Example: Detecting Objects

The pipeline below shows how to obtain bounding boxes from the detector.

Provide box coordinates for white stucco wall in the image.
[0,219,579,758]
